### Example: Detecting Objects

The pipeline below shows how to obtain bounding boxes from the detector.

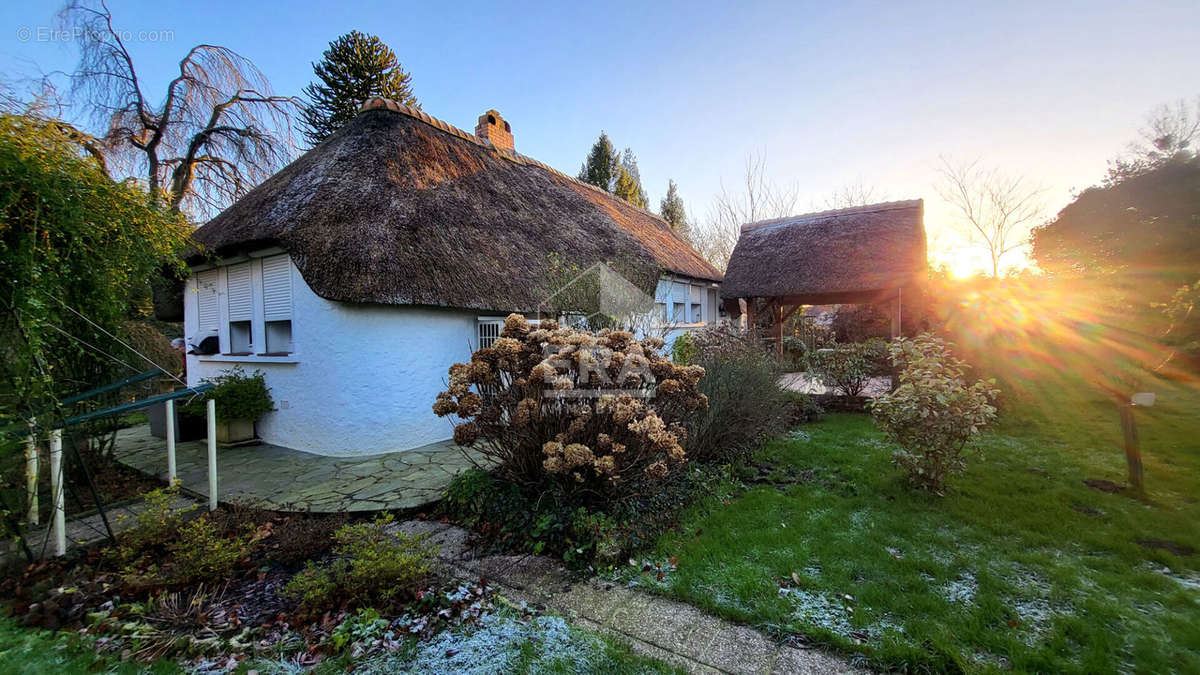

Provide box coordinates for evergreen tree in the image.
[613,147,648,208]
[659,179,689,236]
[301,30,417,146]
[577,131,618,191]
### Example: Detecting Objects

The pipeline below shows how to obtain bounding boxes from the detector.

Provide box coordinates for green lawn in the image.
[0,616,179,675]
[633,375,1200,673]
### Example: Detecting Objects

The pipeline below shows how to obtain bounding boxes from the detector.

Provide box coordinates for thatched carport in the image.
[720,200,927,351]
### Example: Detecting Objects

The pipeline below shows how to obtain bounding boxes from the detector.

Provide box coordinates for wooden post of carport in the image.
[890,287,903,339]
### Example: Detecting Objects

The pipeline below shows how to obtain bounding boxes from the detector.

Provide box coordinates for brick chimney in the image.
[474,109,514,152]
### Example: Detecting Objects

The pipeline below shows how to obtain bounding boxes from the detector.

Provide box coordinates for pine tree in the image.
[613,148,648,208]
[659,179,689,236]
[577,131,619,191]
[301,30,417,147]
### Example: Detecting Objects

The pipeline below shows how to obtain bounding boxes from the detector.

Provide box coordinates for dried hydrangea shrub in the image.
[433,314,706,507]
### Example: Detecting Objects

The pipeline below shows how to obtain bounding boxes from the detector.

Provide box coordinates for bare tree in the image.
[691,154,799,271]
[822,179,888,210]
[62,0,298,216]
[1107,95,1200,183]
[936,156,1044,278]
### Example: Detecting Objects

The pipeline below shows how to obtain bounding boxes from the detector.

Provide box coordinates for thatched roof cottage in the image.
[721,200,926,344]
[183,98,721,456]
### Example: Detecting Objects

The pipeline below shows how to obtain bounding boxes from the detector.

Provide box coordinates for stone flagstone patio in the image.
[112,424,480,512]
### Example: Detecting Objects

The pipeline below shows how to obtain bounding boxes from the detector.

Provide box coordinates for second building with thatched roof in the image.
[180,98,722,456]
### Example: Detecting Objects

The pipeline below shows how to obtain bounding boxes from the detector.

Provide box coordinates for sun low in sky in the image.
[1,1,1197,277]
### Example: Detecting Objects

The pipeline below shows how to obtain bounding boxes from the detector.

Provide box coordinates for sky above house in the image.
[3,0,1198,275]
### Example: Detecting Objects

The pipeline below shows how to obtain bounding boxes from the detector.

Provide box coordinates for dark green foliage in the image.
[181,367,274,421]
[441,465,714,568]
[283,514,437,613]
[0,112,190,430]
[1032,155,1200,294]
[577,131,619,191]
[684,324,792,465]
[301,30,417,146]
[659,179,689,236]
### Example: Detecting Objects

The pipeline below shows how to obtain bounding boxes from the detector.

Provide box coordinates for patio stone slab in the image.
[111,424,480,513]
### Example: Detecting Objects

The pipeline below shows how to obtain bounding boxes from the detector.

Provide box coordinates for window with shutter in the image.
[478,318,504,349]
[196,269,219,336]
[226,263,253,353]
[261,255,294,354]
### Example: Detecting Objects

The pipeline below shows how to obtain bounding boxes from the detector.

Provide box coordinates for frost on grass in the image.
[777,587,902,643]
[778,587,855,637]
[787,429,812,442]
[357,613,617,674]
[941,572,978,606]
[1144,562,1200,593]
[1000,565,1074,646]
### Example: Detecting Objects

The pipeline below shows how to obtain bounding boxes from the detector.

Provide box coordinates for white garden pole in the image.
[24,422,38,527]
[165,399,177,483]
[49,429,65,557]
[206,398,217,511]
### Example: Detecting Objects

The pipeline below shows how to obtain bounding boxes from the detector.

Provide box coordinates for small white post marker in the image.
[165,398,177,483]
[49,428,65,557]
[25,421,38,526]
[206,398,217,511]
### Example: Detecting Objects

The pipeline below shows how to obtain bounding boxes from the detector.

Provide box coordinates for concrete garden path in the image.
[396,520,870,675]
[111,424,480,512]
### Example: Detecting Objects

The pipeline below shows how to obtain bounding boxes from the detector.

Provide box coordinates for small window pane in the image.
[691,303,702,323]
[229,321,252,353]
[265,320,293,354]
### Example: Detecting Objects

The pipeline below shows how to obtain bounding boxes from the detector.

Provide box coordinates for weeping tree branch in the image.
[62,0,299,217]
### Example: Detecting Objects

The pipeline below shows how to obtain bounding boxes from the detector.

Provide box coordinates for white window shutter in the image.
[226,263,253,322]
[261,255,293,321]
[196,270,219,333]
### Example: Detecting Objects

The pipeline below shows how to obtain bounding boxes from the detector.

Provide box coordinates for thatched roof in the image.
[192,98,720,313]
[721,200,926,301]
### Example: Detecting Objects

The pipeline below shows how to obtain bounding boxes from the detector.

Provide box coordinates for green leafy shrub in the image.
[870,334,1000,492]
[433,314,706,509]
[684,324,792,465]
[671,331,699,364]
[284,514,437,613]
[181,367,274,421]
[166,517,255,584]
[805,339,889,396]
[108,486,197,564]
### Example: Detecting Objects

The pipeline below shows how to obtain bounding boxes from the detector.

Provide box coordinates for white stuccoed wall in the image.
[184,259,477,456]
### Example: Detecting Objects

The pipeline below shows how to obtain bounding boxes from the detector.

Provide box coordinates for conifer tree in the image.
[577,131,618,191]
[659,179,689,236]
[613,148,648,208]
[301,30,417,146]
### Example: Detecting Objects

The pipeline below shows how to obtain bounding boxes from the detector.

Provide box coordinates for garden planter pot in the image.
[215,419,256,444]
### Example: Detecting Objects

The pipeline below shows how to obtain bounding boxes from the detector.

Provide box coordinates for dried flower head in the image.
[453,422,478,446]
[563,443,595,467]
